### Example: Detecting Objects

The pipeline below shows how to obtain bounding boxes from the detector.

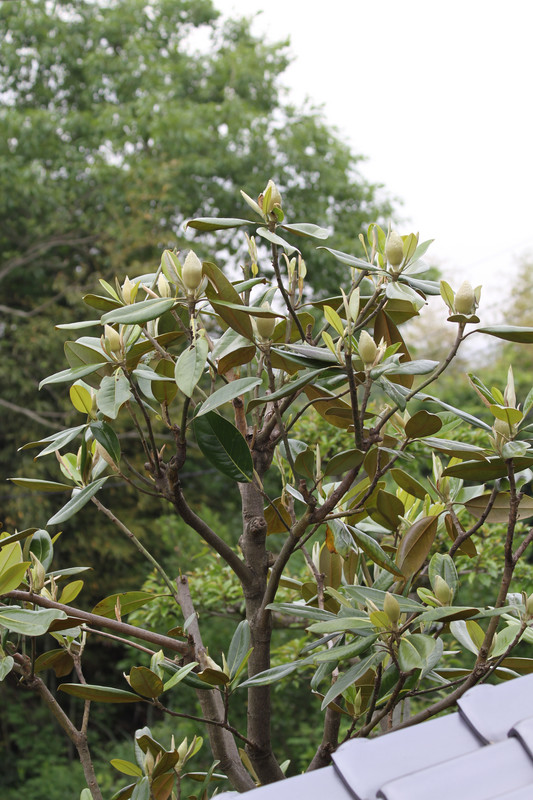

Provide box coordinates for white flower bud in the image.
[384,591,401,625]
[255,304,277,341]
[122,276,135,304]
[454,281,476,315]
[434,575,453,605]
[359,330,378,367]
[182,250,203,292]
[104,324,121,353]
[157,273,171,297]
[385,231,404,268]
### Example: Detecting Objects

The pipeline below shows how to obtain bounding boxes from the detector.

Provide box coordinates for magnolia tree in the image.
[2,181,533,800]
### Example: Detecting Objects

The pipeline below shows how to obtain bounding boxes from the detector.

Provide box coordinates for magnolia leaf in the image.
[101,298,175,325]
[90,421,121,464]
[196,377,261,417]
[475,325,533,343]
[428,553,458,596]
[185,217,250,231]
[47,478,109,526]
[256,226,298,254]
[227,620,251,680]
[396,516,438,579]
[8,478,73,492]
[29,529,54,571]
[34,649,74,678]
[390,468,428,500]
[320,652,385,710]
[59,683,141,703]
[280,222,329,239]
[443,456,533,480]
[0,656,14,681]
[70,384,93,415]
[324,449,364,477]
[0,607,67,636]
[193,411,253,482]
[175,337,209,398]
[247,367,330,412]
[128,667,164,698]
[92,591,158,619]
[349,526,403,577]
[450,620,482,655]
[405,410,442,439]
[344,585,424,612]
[465,492,533,523]
[96,370,133,419]
[110,759,143,778]
[0,562,30,595]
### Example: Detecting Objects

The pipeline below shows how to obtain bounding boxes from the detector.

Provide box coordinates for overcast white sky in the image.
[214,0,533,318]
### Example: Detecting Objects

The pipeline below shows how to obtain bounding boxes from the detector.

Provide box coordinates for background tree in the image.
[0,0,393,531]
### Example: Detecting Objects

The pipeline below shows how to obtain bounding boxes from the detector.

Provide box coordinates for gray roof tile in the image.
[457,674,533,744]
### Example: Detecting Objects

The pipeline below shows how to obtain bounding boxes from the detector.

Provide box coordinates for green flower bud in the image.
[385,231,404,268]
[434,575,453,605]
[454,281,476,315]
[383,591,401,625]
[122,276,135,304]
[157,272,171,297]
[30,553,46,593]
[182,250,203,292]
[104,324,121,353]
[261,179,282,215]
[359,330,378,367]
[493,417,514,441]
[255,303,277,341]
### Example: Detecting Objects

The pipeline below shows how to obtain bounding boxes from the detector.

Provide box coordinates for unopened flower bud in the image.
[104,324,121,353]
[30,553,46,593]
[182,250,203,292]
[384,591,401,625]
[385,231,404,268]
[157,273,171,297]
[454,281,476,315]
[493,417,514,441]
[434,575,453,605]
[255,304,277,341]
[359,330,378,367]
[261,179,282,215]
[122,276,135,304]
[526,593,533,617]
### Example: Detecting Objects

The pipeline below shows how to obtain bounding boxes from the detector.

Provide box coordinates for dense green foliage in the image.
[1,172,533,799]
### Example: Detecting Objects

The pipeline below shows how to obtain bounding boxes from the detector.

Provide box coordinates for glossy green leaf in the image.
[390,468,428,500]
[39,363,107,389]
[405,410,442,439]
[280,222,329,239]
[175,337,209,398]
[102,298,175,325]
[238,658,314,688]
[194,411,253,482]
[195,377,261,417]
[324,449,364,477]
[306,617,374,635]
[0,656,14,681]
[128,667,164,698]
[398,633,436,672]
[0,529,37,549]
[450,620,482,655]
[58,683,141,703]
[96,370,132,418]
[489,404,523,425]
[429,553,458,596]
[344,585,424,612]
[227,620,251,680]
[314,633,379,663]
[475,325,533,343]
[420,393,493,432]
[90,421,121,464]
[421,437,488,460]
[8,477,73,492]
[396,516,438,579]
[29,529,54,571]
[162,662,199,693]
[92,591,158,619]
[320,651,385,710]
[70,384,93,414]
[204,261,254,339]
[0,607,67,636]
[131,777,150,800]
[47,478,109,526]
[59,580,84,604]
[110,759,143,778]
[465,492,533,523]
[152,358,178,405]
[18,424,87,456]
[256,226,298,254]
[0,562,30,594]
[349,526,403,577]
[34,648,74,677]
[319,246,380,273]
[443,456,533,480]
[186,217,250,231]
